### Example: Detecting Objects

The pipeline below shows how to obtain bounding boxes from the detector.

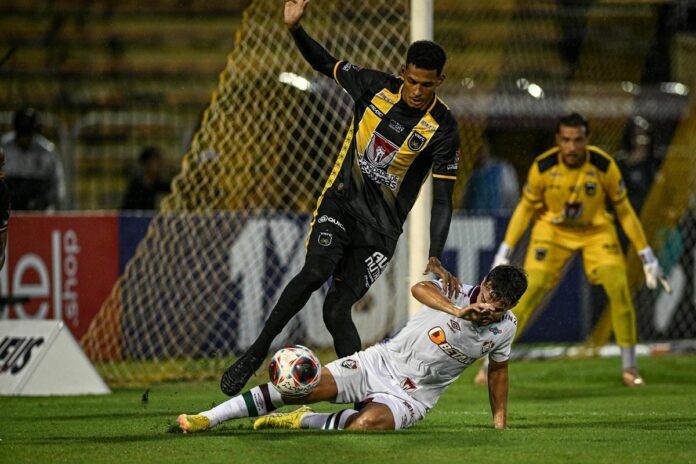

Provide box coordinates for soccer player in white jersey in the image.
[178,265,527,432]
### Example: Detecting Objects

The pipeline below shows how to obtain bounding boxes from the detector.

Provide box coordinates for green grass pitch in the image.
[1,354,695,464]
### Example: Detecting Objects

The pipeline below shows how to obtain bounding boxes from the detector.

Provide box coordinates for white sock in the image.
[620,346,637,370]
[300,409,358,430]
[201,383,284,427]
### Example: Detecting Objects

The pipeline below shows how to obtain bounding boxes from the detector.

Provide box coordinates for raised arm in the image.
[423,178,460,295]
[284,0,338,78]
[410,281,494,322]
[487,359,509,429]
[492,163,540,268]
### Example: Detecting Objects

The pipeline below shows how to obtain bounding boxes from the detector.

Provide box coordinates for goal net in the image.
[81,0,696,385]
[81,0,412,385]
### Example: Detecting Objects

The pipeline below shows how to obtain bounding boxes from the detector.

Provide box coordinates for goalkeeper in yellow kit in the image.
[477,113,666,387]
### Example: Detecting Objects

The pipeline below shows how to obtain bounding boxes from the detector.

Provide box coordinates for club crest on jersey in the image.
[482,340,495,355]
[318,232,333,246]
[584,182,597,196]
[489,326,502,335]
[535,247,547,261]
[340,359,358,370]
[428,327,475,365]
[407,132,427,152]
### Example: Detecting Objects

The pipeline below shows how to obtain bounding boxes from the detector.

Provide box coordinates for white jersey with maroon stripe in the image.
[372,280,517,410]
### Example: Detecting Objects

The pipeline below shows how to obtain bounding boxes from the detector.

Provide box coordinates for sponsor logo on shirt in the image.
[489,326,502,335]
[377,91,396,104]
[428,327,475,365]
[342,61,363,72]
[364,251,388,288]
[448,319,461,332]
[401,400,415,428]
[341,359,358,369]
[389,119,405,133]
[602,242,620,255]
[368,104,385,118]
[317,214,346,232]
[446,151,460,171]
[482,340,495,355]
[359,132,400,190]
[418,120,436,131]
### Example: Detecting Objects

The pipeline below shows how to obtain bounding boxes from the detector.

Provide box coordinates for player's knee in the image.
[298,258,334,289]
[596,266,630,295]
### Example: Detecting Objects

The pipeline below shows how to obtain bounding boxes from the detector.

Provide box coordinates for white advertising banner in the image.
[0,320,110,396]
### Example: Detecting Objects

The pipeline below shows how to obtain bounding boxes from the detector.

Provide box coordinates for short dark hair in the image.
[484,265,528,309]
[557,112,590,135]
[406,40,447,75]
[139,146,162,164]
[13,107,40,136]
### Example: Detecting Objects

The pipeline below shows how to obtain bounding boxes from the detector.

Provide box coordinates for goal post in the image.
[407,0,434,318]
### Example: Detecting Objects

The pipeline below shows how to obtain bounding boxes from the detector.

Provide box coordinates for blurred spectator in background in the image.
[461,140,519,213]
[1,108,65,210]
[0,147,10,270]
[615,116,659,213]
[121,146,171,210]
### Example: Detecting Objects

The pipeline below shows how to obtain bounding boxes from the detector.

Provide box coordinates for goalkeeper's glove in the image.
[638,246,668,292]
[492,243,512,269]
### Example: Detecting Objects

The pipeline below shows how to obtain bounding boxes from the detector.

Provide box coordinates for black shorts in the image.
[306,198,398,299]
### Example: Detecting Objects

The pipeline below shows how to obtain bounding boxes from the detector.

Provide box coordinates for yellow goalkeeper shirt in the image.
[522,145,625,228]
[504,145,649,252]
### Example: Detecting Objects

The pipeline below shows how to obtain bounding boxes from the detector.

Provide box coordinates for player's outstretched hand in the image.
[638,246,671,293]
[284,0,310,29]
[424,257,461,298]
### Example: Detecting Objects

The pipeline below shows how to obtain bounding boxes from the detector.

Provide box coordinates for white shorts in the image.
[325,346,427,430]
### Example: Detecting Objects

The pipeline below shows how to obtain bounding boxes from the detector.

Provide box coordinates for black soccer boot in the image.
[220,351,265,396]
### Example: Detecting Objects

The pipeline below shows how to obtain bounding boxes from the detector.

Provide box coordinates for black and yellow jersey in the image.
[522,145,626,228]
[319,61,460,239]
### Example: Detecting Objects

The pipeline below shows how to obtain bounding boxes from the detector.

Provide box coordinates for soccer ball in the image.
[268,345,321,397]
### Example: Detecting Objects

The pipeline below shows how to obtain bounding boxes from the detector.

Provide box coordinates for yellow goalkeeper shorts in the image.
[523,221,626,284]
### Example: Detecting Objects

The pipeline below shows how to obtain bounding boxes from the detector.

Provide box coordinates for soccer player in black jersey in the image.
[221,0,462,396]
